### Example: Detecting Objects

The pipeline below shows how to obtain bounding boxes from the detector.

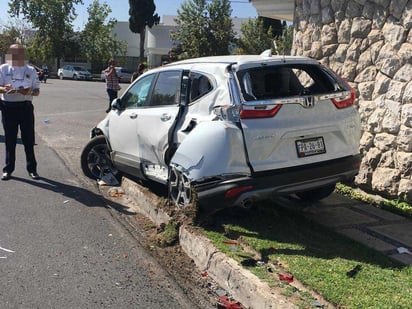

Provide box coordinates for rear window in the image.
[237,64,346,101]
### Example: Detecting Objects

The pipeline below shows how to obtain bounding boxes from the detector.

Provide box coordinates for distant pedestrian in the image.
[0,43,41,181]
[103,58,121,113]
[130,63,145,83]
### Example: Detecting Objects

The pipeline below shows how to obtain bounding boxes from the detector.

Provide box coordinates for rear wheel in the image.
[168,165,193,208]
[80,135,118,180]
[296,184,336,202]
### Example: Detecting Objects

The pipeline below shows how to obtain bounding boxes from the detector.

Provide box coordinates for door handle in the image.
[160,113,171,121]
[129,113,138,119]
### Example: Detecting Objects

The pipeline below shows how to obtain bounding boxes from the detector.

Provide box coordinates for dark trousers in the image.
[1,101,37,174]
[106,88,118,111]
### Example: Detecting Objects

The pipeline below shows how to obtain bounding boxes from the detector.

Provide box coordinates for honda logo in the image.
[302,96,315,108]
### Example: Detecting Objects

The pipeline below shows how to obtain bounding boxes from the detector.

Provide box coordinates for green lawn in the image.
[203,202,412,308]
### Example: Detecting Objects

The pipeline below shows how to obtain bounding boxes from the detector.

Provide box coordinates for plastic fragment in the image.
[63,200,69,204]
[200,271,208,277]
[217,296,245,309]
[279,272,294,283]
[397,247,411,255]
[223,240,239,245]
[0,246,15,253]
[313,300,324,308]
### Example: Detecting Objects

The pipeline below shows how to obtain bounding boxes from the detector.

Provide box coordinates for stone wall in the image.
[291,0,412,203]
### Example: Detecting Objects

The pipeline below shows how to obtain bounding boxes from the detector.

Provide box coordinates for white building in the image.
[113,15,251,69]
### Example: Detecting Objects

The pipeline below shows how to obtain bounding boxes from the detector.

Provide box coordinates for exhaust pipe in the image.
[239,197,255,209]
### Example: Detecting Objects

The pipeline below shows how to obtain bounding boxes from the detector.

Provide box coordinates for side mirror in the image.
[111,98,123,110]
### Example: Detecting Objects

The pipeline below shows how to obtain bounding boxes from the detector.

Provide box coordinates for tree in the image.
[235,18,293,56]
[8,0,83,67]
[80,0,127,68]
[0,18,34,48]
[235,18,274,55]
[171,0,235,59]
[128,0,160,62]
[274,23,293,55]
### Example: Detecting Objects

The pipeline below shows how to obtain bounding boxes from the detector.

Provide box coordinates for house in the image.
[113,15,252,69]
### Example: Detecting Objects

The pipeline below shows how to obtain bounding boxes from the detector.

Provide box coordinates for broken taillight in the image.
[332,88,356,109]
[240,104,282,119]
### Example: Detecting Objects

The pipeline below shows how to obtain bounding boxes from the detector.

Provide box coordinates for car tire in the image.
[168,164,194,208]
[296,184,336,202]
[80,135,118,180]
[59,74,63,80]
[73,75,78,80]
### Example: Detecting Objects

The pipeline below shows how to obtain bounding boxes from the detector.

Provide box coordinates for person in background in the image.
[0,43,41,180]
[130,62,145,83]
[103,58,121,113]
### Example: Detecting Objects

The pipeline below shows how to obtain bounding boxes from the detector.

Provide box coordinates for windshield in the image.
[74,66,86,71]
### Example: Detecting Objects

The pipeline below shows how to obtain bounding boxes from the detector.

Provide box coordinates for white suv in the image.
[81,53,361,212]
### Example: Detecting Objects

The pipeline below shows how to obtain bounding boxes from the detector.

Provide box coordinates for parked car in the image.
[100,67,133,83]
[81,52,361,213]
[58,65,92,80]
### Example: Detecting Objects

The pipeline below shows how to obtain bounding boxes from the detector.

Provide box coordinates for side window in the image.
[189,73,212,102]
[121,74,155,109]
[150,71,181,106]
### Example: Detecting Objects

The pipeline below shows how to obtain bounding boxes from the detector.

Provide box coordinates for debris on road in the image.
[216,295,245,309]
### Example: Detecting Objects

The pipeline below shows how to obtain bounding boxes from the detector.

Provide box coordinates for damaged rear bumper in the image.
[195,155,361,212]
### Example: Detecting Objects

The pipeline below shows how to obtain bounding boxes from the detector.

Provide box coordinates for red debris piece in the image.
[200,271,208,277]
[223,240,239,245]
[217,296,244,309]
[279,272,294,283]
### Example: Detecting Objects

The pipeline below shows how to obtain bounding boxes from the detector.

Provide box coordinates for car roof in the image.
[148,54,320,76]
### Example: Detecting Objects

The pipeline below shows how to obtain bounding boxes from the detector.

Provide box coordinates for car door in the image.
[108,73,156,173]
[134,70,183,169]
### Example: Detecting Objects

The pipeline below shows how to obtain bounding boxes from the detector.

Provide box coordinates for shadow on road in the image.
[10,176,136,215]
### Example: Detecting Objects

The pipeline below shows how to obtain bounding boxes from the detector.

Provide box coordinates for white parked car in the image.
[100,67,133,83]
[81,53,361,213]
[58,65,92,80]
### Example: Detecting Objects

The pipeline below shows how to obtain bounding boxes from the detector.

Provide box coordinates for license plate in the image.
[296,137,326,157]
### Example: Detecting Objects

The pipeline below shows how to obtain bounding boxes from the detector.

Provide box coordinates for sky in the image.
[0,0,257,30]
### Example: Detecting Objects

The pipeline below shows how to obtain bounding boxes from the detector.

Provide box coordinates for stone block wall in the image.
[291,0,412,202]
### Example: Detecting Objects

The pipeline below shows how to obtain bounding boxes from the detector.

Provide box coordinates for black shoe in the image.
[1,172,11,181]
[29,172,40,180]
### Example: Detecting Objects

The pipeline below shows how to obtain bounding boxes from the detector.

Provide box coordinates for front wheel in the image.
[73,75,78,80]
[59,74,63,80]
[296,184,336,202]
[80,135,118,181]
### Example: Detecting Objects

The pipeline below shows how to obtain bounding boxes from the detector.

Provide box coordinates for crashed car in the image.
[81,52,361,212]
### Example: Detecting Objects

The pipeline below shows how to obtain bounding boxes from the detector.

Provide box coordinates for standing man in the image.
[103,58,121,113]
[0,43,41,181]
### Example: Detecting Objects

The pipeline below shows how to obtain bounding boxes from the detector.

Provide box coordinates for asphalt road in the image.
[0,79,199,308]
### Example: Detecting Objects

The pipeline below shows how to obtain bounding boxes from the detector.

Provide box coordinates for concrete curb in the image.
[121,177,296,309]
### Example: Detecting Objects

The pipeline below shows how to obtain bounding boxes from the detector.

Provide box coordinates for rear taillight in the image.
[240,105,282,119]
[332,88,356,109]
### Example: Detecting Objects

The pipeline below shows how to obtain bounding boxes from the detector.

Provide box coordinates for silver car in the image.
[58,65,92,80]
[81,53,361,212]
